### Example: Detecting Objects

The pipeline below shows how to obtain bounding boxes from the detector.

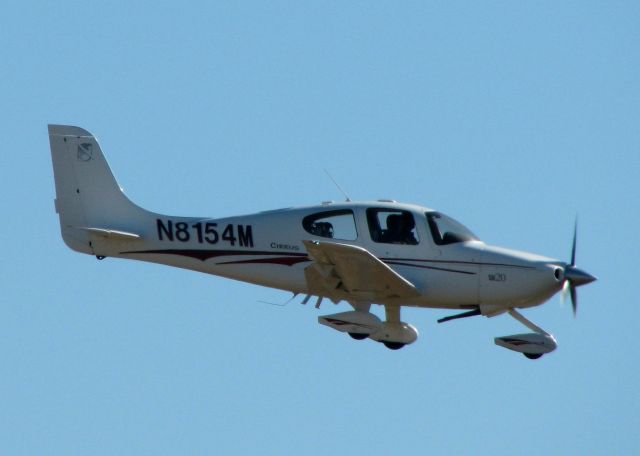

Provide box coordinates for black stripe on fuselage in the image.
[119,249,533,274]
[381,257,536,270]
[119,248,308,263]
[384,261,476,275]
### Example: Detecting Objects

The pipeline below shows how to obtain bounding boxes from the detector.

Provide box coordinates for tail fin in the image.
[48,125,149,255]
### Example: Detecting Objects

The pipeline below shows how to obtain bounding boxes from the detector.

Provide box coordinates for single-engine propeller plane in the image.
[48,125,597,359]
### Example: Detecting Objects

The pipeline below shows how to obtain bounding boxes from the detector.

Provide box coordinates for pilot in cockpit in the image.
[386,213,417,245]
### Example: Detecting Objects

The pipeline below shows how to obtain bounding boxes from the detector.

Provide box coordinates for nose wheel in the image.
[493,309,558,360]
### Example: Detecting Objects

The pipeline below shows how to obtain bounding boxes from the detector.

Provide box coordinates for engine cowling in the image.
[494,332,557,356]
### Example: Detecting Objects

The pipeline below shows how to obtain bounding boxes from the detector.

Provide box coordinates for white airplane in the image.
[48,124,596,359]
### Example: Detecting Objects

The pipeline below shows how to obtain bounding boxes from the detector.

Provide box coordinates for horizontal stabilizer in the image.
[76,226,142,240]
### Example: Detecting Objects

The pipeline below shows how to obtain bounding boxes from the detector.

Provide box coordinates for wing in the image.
[302,240,420,302]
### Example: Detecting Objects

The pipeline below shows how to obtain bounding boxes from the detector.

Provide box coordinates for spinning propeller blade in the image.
[562,219,596,316]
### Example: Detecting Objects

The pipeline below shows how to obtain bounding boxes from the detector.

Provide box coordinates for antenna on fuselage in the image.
[323,169,351,202]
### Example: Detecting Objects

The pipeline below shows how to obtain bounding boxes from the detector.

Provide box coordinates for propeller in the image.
[560,219,597,316]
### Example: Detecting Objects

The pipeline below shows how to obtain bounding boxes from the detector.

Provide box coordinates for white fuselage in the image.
[48,124,596,354]
[89,201,565,315]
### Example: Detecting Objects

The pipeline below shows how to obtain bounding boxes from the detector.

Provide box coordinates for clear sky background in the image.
[1,1,638,455]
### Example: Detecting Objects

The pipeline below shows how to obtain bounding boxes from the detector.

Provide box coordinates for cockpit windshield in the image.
[426,212,479,245]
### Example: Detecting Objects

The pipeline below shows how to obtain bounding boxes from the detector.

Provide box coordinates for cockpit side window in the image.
[366,208,419,245]
[426,212,478,245]
[302,210,357,240]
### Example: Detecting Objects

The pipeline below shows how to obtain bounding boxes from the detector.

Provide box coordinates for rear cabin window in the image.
[366,208,419,245]
[302,210,357,240]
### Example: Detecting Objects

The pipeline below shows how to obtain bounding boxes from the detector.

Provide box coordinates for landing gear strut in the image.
[494,309,558,360]
[319,305,418,349]
[369,305,418,350]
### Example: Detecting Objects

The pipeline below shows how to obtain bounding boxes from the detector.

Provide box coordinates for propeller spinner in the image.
[561,220,597,315]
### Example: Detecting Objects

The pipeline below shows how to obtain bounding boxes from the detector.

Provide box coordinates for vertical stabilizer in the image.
[48,125,149,255]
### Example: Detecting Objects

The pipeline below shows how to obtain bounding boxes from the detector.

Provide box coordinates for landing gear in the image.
[319,305,418,349]
[524,353,543,360]
[369,306,418,349]
[383,341,405,350]
[493,309,557,360]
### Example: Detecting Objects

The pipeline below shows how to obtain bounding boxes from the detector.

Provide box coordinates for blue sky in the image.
[1,1,638,454]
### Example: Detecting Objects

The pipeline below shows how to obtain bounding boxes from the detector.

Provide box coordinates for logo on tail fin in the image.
[77,143,93,161]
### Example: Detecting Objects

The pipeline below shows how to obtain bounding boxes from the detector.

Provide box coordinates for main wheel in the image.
[524,353,543,360]
[348,332,368,340]
[383,341,405,350]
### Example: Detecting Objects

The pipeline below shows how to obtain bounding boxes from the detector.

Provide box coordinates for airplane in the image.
[48,124,597,359]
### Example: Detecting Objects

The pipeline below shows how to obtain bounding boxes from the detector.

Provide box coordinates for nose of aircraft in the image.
[563,265,597,287]
[560,263,597,316]
[476,242,596,312]
[560,220,597,315]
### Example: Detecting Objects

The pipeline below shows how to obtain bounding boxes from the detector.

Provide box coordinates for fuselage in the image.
[91,200,565,315]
